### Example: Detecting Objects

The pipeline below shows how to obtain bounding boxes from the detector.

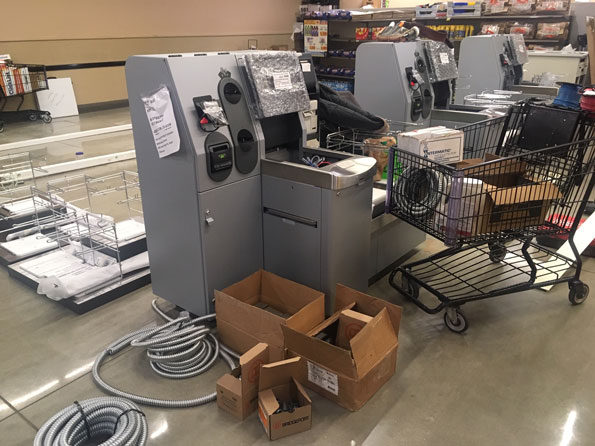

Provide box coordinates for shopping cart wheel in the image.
[444,308,468,334]
[0,122,4,133]
[41,113,52,124]
[28,113,38,121]
[569,282,589,305]
[488,243,507,263]
[402,275,419,299]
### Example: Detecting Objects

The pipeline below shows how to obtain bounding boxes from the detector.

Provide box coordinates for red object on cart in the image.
[537,213,595,257]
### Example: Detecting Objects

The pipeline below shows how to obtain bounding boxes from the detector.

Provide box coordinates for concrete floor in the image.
[1,110,595,445]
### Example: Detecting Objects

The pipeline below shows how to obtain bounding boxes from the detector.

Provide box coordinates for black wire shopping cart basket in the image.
[386,103,595,333]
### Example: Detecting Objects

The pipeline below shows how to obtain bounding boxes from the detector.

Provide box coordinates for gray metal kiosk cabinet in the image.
[355,41,434,130]
[126,54,263,316]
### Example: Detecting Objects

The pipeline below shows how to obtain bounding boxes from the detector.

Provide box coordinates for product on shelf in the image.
[371,27,385,40]
[535,0,568,12]
[484,0,509,14]
[509,22,536,38]
[427,24,474,40]
[509,0,535,14]
[355,27,370,41]
[536,22,568,40]
[481,24,502,35]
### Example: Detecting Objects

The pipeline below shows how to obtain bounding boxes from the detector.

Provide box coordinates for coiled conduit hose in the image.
[92,300,238,408]
[394,167,447,218]
[34,396,147,446]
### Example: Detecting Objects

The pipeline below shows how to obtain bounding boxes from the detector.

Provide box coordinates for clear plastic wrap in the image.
[509,23,535,39]
[239,51,310,119]
[481,24,501,35]
[535,0,568,12]
[509,0,534,13]
[485,0,508,14]
[509,34,529,65]
[536,22,568,40]
[424,41,458,83]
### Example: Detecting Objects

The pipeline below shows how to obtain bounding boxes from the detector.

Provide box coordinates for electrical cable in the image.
[34,396,147,446]
[394,166,447,218]
[92,300,237,408]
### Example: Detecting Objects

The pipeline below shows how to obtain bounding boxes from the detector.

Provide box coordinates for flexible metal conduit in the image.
[92,300,238,408]
[34,397,147,446]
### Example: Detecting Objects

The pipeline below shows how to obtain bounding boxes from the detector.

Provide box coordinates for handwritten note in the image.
[142,86,180,158]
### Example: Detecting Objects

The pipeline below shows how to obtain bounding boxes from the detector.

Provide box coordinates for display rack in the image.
[5,171,149,314]
[0,62,52,132]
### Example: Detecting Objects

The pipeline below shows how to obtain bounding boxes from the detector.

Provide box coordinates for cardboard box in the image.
[282,284,402,411]
[216,343,269,420]
[336,309,373,349]
[456,154,562,236]
[397,126,464,164]
[215,270,326,362]
[258,357,312,440]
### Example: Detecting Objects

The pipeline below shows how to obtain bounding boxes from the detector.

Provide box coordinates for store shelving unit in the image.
[296,9,572,89]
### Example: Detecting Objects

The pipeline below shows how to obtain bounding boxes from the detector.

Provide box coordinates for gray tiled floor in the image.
[1,107,595,445]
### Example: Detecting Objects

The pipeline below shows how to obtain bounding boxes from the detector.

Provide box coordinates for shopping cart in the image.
[386,103,595,333]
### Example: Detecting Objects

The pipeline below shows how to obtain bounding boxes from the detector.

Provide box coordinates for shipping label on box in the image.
[397,126,464,164]
[307,361,339,395]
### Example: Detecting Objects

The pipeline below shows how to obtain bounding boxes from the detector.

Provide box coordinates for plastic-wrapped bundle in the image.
[423,41,458,83]
[240,51,310,118]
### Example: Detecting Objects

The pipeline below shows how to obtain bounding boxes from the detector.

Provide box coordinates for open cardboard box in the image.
[215,270,326,362]
[455,153,562,236]
[258,357,312,440]
[216,343,269,420]
[282,284,402,411]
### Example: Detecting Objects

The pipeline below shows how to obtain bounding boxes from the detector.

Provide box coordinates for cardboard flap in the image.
[486,182,562,206]
[349,308,398,378]
[292,377,312,405]
[282,324,359,379]
[286,298,326,333]
[462,154,526,177]
[259,356,302,391]
[216,372,242,394]
[240,343,269,393]
[215,289,286,347]
[261,270,324,314]
[334,284,403,335]
[305,306,350,337]
[220,270,263,305]
[259,388,279,414]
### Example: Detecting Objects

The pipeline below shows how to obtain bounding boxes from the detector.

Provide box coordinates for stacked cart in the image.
[385,103,595,332]
[0,63,51,132]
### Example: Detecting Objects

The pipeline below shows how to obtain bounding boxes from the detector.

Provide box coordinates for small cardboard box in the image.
[216,343,269,420]
[282,284,402,411]
[215,270,326,362]
[335,309,373,349]
[258,357,312,440]
[397,126,464,164]
[457,154,562,236]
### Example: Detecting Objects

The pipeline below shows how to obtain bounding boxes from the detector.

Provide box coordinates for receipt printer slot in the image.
[205,132,233,181]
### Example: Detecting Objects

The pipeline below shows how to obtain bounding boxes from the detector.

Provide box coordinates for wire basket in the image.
[386,104,595,246]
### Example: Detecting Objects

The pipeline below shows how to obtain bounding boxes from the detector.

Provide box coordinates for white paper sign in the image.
[439,52,450,64]
[307,361,338,395]
[142,86,180,158]
[272,72,292,90]
[301,62,311,73]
